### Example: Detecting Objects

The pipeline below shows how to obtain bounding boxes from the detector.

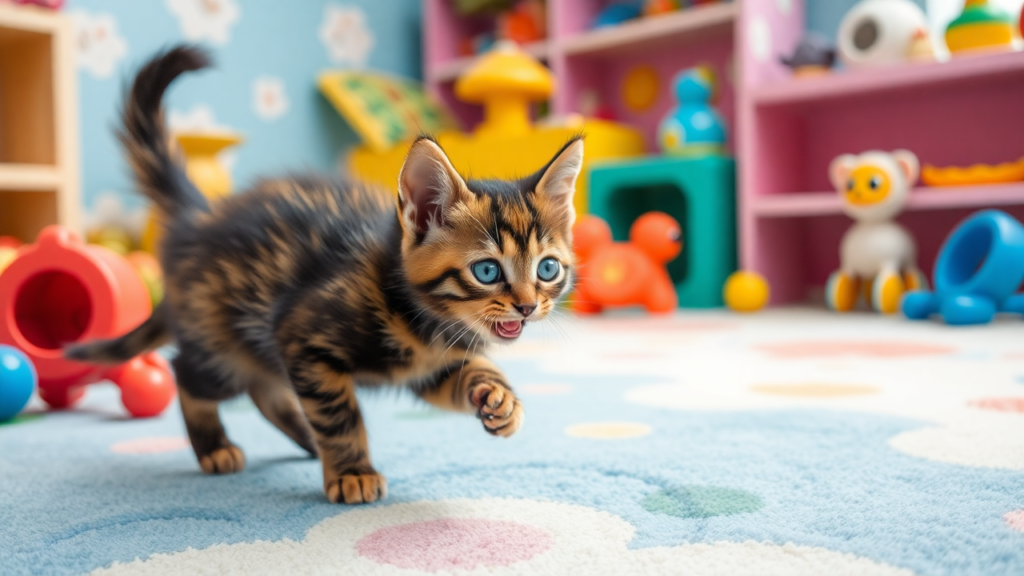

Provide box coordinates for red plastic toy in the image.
[572,212,683,314]
[0,226,175,417]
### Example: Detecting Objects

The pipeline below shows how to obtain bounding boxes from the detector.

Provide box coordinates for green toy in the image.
[587,156,736,308]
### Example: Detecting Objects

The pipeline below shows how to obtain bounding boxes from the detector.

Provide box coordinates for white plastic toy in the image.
[826,150,927,314]
[837,0,932,68]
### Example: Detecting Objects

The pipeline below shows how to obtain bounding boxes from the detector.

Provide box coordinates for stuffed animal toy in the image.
[826,150,927,314]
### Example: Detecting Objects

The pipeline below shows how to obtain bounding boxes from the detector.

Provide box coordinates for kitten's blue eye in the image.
[471,260,502,284]
[537,257,561,282]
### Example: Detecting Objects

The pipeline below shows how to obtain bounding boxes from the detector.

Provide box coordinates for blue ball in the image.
[0,345,36,421]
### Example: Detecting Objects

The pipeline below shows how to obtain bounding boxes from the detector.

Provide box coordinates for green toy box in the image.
[587,156,736,308]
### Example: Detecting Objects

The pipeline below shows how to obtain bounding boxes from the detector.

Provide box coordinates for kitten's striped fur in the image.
[66,46,582,504]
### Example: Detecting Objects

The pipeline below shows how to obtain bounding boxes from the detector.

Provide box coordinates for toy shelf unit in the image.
[423,0,739,150]
[736,0,1024,304]
[0,5,79,244]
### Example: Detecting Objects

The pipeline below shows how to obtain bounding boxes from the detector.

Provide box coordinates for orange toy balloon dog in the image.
[572,212,682,314]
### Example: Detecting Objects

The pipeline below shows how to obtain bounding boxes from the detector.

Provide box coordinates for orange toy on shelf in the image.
[0,226,175,417]
[572,212,682,314]
[922,157,1024,186]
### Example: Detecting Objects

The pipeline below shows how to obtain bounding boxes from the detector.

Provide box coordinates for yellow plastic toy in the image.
[945,0,1017,55]
[342,42,645,218]
[142,131,243,253]
[922,157,1024,186]
[724,271,770,312]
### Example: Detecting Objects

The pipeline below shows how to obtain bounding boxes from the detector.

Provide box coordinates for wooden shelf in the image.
[0,4,79,242]
[560,3,736,57]
[752,50,1024,108]
[0,3,63,36]
[751,183,1024,218]
[0,164,60,190]
[428,40,550,83]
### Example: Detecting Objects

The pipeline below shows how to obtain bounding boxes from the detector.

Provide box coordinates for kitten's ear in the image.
[535,138,584,225]
[398,138,469,237]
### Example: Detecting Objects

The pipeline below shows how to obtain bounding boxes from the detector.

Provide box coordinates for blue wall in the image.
[805,0,927,39]
[66,0,421,235]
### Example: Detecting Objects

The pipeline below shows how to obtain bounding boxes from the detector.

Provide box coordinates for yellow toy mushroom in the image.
[455,41,553,138]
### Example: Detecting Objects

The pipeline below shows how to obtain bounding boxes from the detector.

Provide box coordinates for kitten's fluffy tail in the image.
[120,44,211,218]
[64,303,171,365]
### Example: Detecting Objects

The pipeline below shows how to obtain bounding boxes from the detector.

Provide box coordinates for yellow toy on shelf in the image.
[341,42,645,218]
[142,131,243,253]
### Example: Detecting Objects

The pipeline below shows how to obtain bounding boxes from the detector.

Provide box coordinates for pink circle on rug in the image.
[111,437,190,455]
[357,518,552,571]
[1005,510,1024,532]
[969,398,1024,413]
[520,384,573,395]
[756,341,954,359]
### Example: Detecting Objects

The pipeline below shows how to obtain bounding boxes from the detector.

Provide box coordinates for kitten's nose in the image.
[513,303,537,318]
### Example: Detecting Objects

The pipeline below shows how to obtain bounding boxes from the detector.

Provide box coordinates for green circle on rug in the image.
[0,414,42,427]
[643,485,764,518]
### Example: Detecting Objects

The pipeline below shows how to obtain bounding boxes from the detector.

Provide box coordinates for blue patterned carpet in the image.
[2,310,1023,575]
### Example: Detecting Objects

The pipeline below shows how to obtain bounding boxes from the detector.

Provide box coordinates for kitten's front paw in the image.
[469,382,524,437]
[325,471,387,504]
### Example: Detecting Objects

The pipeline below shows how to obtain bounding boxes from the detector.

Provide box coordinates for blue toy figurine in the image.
[0,345,36,421]
[902,210,1024,325]
[657,66,726,157]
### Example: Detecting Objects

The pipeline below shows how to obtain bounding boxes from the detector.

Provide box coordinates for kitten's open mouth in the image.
[492,320,524,340]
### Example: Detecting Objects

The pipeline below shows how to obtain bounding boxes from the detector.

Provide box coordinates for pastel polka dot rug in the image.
[2,309,1023,575]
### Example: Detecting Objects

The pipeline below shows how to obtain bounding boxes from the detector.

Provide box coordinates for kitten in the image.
[66,46,583,504]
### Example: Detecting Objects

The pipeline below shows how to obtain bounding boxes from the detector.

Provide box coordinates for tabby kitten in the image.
[66,46,582,505]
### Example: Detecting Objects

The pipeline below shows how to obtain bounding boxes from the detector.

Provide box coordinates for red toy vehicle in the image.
[0,226,174,417]
[572,212,682,314]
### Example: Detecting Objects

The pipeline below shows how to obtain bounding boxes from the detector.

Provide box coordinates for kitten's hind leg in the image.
[174,349,246,474]
[249,376,318,457]
[179,389,246,474]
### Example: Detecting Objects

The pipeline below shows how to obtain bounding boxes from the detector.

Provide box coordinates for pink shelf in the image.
[751,183,1024,218]
[752,50,1024,108]
[559,2,736,57]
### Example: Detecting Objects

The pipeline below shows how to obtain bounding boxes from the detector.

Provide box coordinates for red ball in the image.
[114,353,176,418]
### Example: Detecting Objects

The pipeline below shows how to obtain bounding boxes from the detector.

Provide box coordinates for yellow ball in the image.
[724,271,770,313]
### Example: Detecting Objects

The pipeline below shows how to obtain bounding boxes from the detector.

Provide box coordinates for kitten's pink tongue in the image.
[495,320,523,339]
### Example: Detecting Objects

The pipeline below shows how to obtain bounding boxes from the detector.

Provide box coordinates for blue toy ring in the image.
[934,210,1024,298]
[903,210,1024,324]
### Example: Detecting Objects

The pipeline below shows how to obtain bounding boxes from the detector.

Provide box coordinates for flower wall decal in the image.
[84,191,150,238]
[69,10,128,78]
[165,0,241,45]
[318,4,374,67]
[251,77,289,121]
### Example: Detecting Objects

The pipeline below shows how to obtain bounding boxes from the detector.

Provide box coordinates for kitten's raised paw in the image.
[470,382,524,437]
[198,445,246,474]
[325,472,387,504]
